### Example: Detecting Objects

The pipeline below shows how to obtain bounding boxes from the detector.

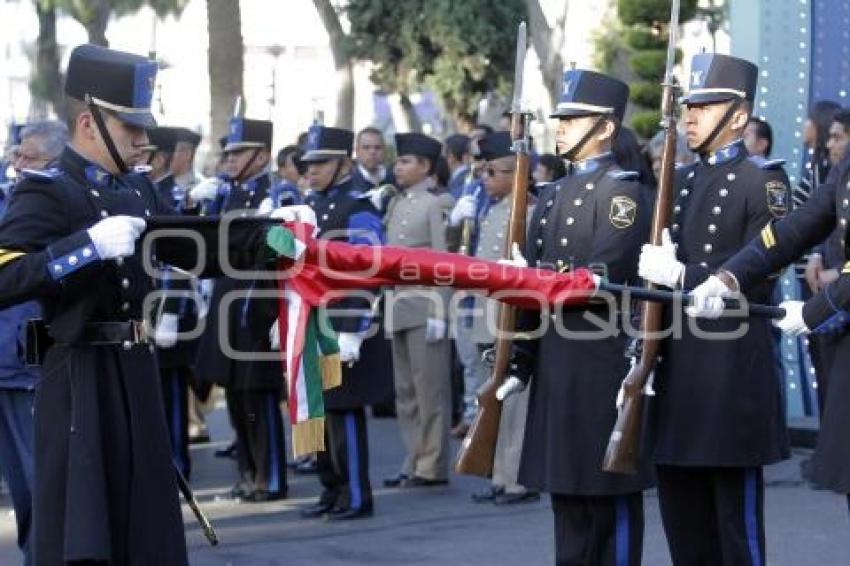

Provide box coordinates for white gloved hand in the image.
[425,318,447,343]
[364,185,395,211]
[256,197,274,216]
[188,177,220,202]
[495,376,526,401]
[338,332,364,363]
[773,300,810,336]
[685,275,737,318]
[86,215,146,260]
[497,242,528,269]
[449,195,477,227]
[154,312,179,348]
[269,318,281,350]
[638,228,685,289]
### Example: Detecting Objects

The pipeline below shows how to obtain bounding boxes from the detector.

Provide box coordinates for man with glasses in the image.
[0,119,66,565]
[498,69,652,565]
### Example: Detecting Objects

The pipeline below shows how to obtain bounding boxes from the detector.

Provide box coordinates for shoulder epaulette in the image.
[20,168,61,182]
[608,170,640,181]
[748,155,786,170]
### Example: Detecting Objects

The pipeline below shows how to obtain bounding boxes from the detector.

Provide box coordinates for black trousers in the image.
[226,389,287,495]
[160,366,190,480]
[656,465,765,566]
[550,492,643,566]
[316,408,372,511]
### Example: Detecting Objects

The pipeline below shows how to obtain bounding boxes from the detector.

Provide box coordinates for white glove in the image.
[364,185,395,211]
[638,228,684,289]
[497,242,528,269]
[496,376,526,401]
[188,177,220,202]
[425,318,447,343]
[773,300,810,336]
[449,195,477,227]
[86,215,146,260]
[269,318,281,350]
[154,312,179,348]
[256,197,274,216]
[685,275,737,318]
[337,332,364,363]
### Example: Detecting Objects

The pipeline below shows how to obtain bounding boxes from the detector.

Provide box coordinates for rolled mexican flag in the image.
[265,222,597,457]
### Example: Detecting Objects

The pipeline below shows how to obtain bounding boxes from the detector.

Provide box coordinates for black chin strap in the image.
[558,115,608,162]
[321,158,344,192]
[695,99,743,156]
[235,148,262,185]
[86,96,129,175]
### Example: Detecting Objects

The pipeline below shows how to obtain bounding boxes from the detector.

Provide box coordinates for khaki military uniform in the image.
[385,178,453,481]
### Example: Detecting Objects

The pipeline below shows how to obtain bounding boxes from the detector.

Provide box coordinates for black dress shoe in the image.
[471,485,505,503]
[326,506,374,521]
[493,491,541,506]
[188,433,211,445]
[382,473,409,488]
[295,457,318,475]
[402,476,449,488]
[215,441,238,459]
[229,480,252,500]
[300,500,335,519]
[242,489,287,503]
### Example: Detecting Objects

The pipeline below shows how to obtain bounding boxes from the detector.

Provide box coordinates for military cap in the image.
[550,69,629,122]
[65,43,158,130]
[146,127,178,153]
[224,117,273,152]
[300,124,354,162]
[174,127,202,147]
[477,131,513,161]
[681,53,758,106]
[395,133,443,163]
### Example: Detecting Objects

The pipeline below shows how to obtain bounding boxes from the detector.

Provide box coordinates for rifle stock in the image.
[602,0,680,474]
[455,22,530,477]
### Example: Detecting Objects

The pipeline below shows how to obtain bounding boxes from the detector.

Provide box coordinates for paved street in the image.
[1,406,849,565]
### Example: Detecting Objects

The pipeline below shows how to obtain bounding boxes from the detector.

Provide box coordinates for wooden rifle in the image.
[455,22,531,477]
[601,0,681,474]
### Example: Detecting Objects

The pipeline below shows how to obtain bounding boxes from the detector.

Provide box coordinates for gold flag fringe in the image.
[291,417,325,458]
[320,353,342,390]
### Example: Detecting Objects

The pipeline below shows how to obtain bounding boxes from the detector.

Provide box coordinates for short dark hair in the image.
[444,134,470,161]
[537,153,566,181]
[473,124,494,136]
[748,116,773,157]
[65,98,89,135]
[277,144,305,175]
[833,108,850,135]
[434,155,450,187]
[356,127,383,146]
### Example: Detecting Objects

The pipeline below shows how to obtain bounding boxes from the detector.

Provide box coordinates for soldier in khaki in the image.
[453,132,540,504]
[383,133,453,488]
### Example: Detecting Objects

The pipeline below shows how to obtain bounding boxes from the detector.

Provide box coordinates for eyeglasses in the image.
[484,167,515,177]
[359,144,383,151]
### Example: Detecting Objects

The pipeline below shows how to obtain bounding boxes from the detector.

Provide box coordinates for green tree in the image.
[616,0,697,138]
[345,0,526,130]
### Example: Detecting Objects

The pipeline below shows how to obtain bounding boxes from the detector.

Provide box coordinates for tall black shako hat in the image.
[477,131,513,161]
[395,133,442,164]
[681,53,758,106]
[301,125,354,163]
[225,117,273,153]
[65,44,158,130]
[550,69,629,122]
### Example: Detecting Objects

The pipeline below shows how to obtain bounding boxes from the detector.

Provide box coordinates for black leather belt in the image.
[25,319,150,366]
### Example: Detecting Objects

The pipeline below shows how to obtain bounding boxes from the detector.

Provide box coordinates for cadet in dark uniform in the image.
[688,147,850,516]
[0,43,195,565]
[499,69,652,565]
[194,117,289,502]
[296,125,385,520]
[144,126,199,479]
[638,53,791,565]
